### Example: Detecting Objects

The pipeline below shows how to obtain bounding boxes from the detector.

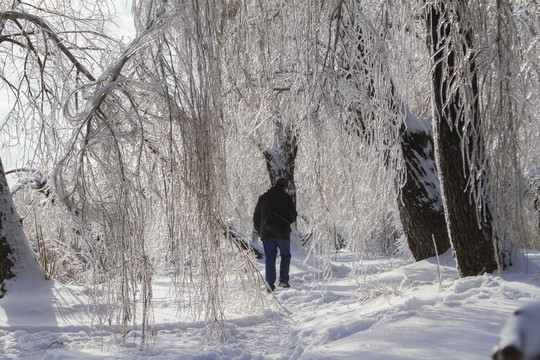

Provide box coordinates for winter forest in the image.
[0,0,539,358]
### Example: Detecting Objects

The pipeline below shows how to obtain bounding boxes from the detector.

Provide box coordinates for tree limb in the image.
[0,10,96,82]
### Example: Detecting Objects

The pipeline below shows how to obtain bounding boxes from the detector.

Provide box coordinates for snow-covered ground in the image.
[1,248,540,359]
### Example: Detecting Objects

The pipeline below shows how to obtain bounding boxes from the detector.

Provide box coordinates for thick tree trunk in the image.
[335,15,451,261]
[0,160,16,298]
[0,234,15,298]
[263,121,298,203]
[0,158,41,298]
[398,113,450,260]
[427,2,498,277]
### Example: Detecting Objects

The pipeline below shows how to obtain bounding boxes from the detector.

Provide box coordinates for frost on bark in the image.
[263,120,298,202]
[0,200,15,298]
[398,113,450,261]
[0,158,41,298]
[0,160,15,297]
[334,5,450,261]
[427,2,498,276]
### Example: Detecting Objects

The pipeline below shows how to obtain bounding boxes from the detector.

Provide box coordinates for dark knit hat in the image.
[275,177,289,188]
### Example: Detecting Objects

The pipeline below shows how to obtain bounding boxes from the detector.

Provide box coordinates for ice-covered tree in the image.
[1,0,538,349]
[425,0,538,276]
[326,0,450,261]
[319,0,538,274]
[218,0,407,263]
[0,1,113,295]
[1,0,267,345]
[0,158,44,298]
[0,0,158,344]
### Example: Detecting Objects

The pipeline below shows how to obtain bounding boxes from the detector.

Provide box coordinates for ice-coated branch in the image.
[0,11,96,82]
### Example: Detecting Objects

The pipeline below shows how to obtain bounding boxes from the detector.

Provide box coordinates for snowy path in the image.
[1,250,540,359]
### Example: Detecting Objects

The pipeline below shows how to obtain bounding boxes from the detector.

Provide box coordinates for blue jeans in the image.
[262,237,291,288]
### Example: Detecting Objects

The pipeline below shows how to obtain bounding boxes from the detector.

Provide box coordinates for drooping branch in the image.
[0,11,96,82]
[426,1,498,277]
[331,3,450,260]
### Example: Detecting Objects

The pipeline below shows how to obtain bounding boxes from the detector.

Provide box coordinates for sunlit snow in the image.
[2,248,540,359]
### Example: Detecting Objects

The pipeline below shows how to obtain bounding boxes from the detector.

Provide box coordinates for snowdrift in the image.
[1,249,540,359]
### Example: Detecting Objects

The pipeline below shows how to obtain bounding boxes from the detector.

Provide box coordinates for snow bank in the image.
[493,301,540,360]
[1,248,540,359]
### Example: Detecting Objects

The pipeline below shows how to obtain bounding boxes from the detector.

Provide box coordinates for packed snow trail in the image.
[1,249,540,359]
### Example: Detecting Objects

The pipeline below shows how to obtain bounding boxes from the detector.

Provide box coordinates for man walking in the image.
[253,178,297,292]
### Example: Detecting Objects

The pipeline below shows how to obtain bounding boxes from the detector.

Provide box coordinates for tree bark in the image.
[0,160,15,297]
[336,17,450,261]
[427,2,498,277]
[0,158,41,297]
[263,120,298,203]
[398,116,450,260]
[0,238,15,298]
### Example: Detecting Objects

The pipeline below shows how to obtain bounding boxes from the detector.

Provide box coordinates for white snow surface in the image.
[1,248,540,359]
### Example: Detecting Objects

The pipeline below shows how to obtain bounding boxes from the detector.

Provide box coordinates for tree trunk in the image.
[336,18,451,261]
[0,160,16,298]
[427,2,498,277]
[398,113,450,260]
[0,238,15,298]
[0,158,41,297]
[263,120,298,203]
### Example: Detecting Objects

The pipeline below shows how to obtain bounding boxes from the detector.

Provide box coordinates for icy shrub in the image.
[364,211,402,256]
[11,179,86,283]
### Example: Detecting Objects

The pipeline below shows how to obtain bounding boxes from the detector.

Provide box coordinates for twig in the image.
[432,234,443,290]
[221,222,291,315]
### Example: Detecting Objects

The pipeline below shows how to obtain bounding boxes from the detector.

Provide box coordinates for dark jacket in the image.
[253,185,297,240]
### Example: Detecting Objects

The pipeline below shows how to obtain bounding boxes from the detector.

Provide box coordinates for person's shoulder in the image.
[284,192,294,203]
[260,189,273,200]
